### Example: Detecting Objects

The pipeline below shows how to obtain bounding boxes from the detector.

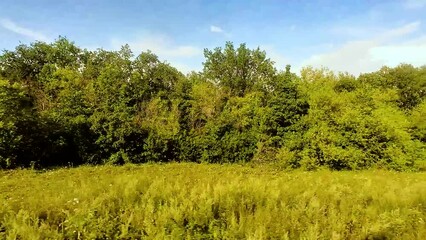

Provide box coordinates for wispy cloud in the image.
[301,21,425,75]
[210,25,224,33]
[370,38,426,66]
[0,19,50,42]
[403,0,426,9]
[330,21,421,40]
[111,34,202,58]
[381,21,420,39]
[111,34,203,73]
[258,44,291,71]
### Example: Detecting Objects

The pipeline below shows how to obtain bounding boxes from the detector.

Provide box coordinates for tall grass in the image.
[1,163,425,239]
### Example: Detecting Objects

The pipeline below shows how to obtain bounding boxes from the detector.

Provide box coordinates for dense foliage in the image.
[0,38,425,170]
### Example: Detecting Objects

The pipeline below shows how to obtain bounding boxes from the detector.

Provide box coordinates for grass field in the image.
[1,163,425,239]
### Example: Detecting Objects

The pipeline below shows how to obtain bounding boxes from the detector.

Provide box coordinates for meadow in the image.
[1,163,425,239]
[1,5,426,240]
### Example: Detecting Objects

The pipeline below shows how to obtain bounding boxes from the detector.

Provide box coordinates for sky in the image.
[0,0,425,75]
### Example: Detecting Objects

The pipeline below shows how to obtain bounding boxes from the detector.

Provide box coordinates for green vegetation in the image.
[1,38,425,170]
[1,164,425,239]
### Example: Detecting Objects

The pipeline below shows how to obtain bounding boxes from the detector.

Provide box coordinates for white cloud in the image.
[0,19,50,42]
[171,62,200,74]
[302,40,382,75]
[330,21,420,40]
[330,26,376,38]
[167,46,201,57]
[111,34,203,73]
[371,38,426,66]
[210,25,224,33]
[381,21,420,39]
[258,45,291,71]
[289,25,296,31]
[111,34,202,58]
[403,0,426,9]
[301,21,426,75]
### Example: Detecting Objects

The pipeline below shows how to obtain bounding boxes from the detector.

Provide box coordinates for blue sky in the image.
[1,0,425,75]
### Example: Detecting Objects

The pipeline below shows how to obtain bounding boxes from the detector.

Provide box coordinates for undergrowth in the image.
[0,163,425,239]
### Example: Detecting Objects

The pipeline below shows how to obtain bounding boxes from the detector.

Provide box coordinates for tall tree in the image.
[203,42,276,96]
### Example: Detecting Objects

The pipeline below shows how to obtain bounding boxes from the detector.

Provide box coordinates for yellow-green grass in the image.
[1,163,425,239]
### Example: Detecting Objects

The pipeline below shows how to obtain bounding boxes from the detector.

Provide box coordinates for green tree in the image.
[266,65,309,145]
[282,68,421,170]
[0,79,45,168]
[203,42,276,96]
[359,64,426,110]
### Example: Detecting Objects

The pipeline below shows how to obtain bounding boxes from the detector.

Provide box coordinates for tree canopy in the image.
[0,38,425,170]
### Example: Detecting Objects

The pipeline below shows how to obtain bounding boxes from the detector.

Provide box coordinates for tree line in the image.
[0,38,425,170]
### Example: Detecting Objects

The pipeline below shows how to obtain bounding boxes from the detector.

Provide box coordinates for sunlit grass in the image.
[1,163,425,239]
